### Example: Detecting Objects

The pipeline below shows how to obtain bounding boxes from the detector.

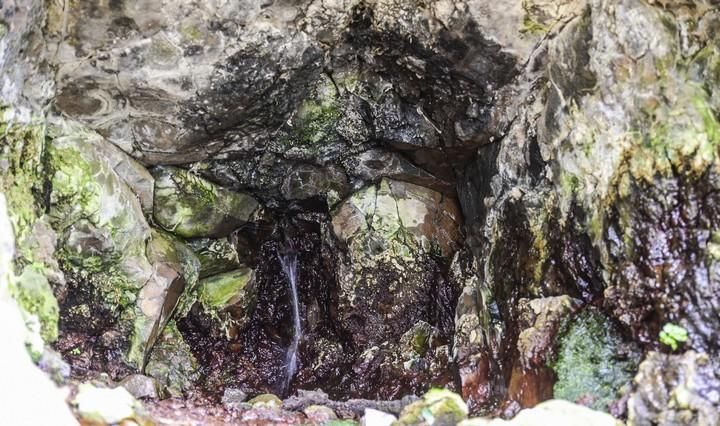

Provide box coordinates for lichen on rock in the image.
[153,166,261,239]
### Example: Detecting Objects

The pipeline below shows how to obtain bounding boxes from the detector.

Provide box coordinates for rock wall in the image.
[1,0,720,424]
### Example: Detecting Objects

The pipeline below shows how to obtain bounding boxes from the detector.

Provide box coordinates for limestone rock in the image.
[187,237,242,279]
[332,178,462,257]
[249,393,282,409]
[395,389,469,425]
[119,374,163,400]
[460,400,621,426]
[330,178,462,397]
[153,166,261,239]
[73,383,144,424]
[144,320,199,397]
[303,405,338,423]
[222,388,249,411]
[627,351,720,426]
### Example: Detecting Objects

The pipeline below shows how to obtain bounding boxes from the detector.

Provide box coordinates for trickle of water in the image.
[278,247,302,395]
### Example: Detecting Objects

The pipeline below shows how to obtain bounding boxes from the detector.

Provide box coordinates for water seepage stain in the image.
[278,241,302,396]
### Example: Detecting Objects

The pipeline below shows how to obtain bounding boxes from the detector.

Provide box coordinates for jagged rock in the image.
[128,230,201,367]
[93,138,156,215]
[330,178,462,397]
[343,149,454,195]
[152,166,261,239]
[144,320,199,397]
[48,120,154,365]
[281,163,350,206]
[507,296,582,408]
[186,237,243,279]
[47,121,204,372]
[627,351,720,426]
[119,374,163,400]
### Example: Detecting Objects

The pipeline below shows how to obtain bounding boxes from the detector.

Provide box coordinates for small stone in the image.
[74,383,142,424]
[119,374,162,400]
[222,388,249,411]
[361,408,396,426]
[303,405,337,423]
[248,393,282,408]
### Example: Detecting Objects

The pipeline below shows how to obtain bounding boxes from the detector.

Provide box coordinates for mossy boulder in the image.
[128,230,201,368]
[145,320,199,397]
[186,237,242,279]
[395,388,469,426]
[551,309,641,411]
[49,120,152,298]
[197,268,256,336]
[10,265,59,343]
[153,166,261,239]
[330,179,461,395]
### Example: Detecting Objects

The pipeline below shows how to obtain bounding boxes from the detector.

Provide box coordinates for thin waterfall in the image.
[278,246,302,395]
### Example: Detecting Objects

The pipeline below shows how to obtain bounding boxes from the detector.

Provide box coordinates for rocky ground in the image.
[1,0,720,425]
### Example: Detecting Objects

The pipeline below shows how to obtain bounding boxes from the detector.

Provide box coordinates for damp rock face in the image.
[330,178,462,397]
[4,0,720,423]
[454,0,720,415]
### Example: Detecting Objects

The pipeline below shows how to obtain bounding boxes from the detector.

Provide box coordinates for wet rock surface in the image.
[2,0,720,424]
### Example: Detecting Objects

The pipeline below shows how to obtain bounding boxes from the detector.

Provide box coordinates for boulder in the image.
[627,351,720,426]
[144,320,199,397]
[330,178,462,397]
[187,237,242,279]
[395,389,469,425]
[153,166,261,239]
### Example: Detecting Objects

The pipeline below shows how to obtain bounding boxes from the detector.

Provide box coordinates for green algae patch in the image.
[0,107,47,245]
[198,268,254,310]
[551,309,641,411]
[280,74,343,150]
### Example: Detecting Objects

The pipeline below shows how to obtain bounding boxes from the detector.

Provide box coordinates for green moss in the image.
[281,75,342,149]
[551,309,641,411]
[396,388,468,425]
[198,268,254,310]
[10,264,60,343]
[0,107,46,245]
[521,14,549,35]
[286,99,341,148]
